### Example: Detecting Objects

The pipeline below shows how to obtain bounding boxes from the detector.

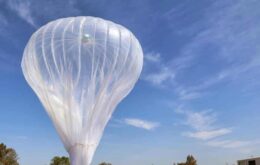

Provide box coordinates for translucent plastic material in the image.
[21,16,143,165]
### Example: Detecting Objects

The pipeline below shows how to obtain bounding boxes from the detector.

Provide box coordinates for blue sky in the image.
[0,0,260,164]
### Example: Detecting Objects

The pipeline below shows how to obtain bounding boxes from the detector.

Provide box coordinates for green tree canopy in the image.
[177,155,197,165]
[0,143,19,165]
[49,156,112,165]
[186,155,197,165]
[50,156,70,165]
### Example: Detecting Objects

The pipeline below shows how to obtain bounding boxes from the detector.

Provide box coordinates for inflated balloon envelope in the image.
[21,16,143,165]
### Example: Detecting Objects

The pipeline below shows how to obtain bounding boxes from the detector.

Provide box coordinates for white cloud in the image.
[175,106,259,152]
[7,0,37,27]
[184,128,232,140]
[156,0,260,100]
[144,67,175,86]
[206,140,252,149]
[168,1,260,149]
[143,52,175,87]
[124,118,160,130]
[186,111,216,131]
[141,1,260,92]
[144,52,161,63]
[176,107,217,131]
[175,106,233,141]
[180,92,202,100]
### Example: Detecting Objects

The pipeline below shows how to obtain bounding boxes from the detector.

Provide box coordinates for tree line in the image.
[175,155,197,165]
[0,143,197,165]
[50,156,111,165]
[0,143,112,165]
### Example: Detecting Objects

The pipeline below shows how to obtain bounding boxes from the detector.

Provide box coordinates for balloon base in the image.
[69,144,95,165]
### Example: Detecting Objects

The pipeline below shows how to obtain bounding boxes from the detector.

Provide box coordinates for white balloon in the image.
[21,16,143,165]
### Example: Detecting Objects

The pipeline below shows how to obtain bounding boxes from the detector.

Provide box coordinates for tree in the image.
[177,155,197,165]
[186,155,197,165]
[50,156,70,165]
[0,143,19,165]
[48,156,112,165]
[99,162,112,165]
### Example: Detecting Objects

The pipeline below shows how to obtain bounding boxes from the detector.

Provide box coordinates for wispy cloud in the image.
[7,0,37,27]
[168,0,260,149]
[124,118,160,131]
[178,90,202,101]
[174,105,259,152]
[184,128,232,140]
[8,0,37,27]
[142,52,175,87]
[144,52,161,63]
[206,140,252,149]
[207,139,260,154]
[149,0,260,100]
[175,106,232,141]
[176,107,217,131]
[144,67,175,86]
